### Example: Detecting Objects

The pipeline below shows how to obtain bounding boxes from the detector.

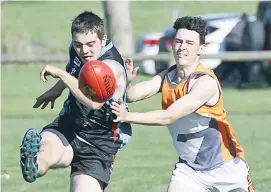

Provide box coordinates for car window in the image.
[207,25,219,34]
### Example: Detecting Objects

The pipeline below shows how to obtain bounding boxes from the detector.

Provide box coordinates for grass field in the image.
[2,1,271,192]
[1,64,271,192]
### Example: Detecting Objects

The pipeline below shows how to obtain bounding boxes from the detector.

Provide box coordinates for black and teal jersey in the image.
[59,40,131,153]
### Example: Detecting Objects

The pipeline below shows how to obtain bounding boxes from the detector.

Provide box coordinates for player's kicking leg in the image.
[20,118,74,183]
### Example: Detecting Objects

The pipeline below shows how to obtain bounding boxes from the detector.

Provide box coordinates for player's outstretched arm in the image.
[111,75,218,126]
[40,65,104,110]
[33,76,67,110]
[126,69,167,103]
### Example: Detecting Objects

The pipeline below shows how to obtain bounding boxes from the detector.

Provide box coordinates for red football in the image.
[78,60,116,103]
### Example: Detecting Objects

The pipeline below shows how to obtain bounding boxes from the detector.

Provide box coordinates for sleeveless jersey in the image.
[161,64,245,171]
[59,40,132,154]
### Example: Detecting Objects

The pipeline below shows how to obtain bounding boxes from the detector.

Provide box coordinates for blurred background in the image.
[1,1,271,192]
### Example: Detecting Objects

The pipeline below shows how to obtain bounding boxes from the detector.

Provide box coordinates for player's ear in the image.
[101,34,107,47]
[197,43,206,55]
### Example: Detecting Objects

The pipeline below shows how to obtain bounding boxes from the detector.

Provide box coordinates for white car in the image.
[134,32,164,75]
[135,13,256,75]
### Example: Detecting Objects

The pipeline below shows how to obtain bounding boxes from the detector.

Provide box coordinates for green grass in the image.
[2,1,258,55]
[1,1,269,191]
[1,64,271,191]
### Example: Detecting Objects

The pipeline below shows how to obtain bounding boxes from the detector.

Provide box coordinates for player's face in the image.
[172,28,205,67]
[72,31,107,63]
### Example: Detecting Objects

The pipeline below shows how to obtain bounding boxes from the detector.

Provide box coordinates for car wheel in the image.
[263,61,271,85]
[247,62,266,83]
[215,63,242,88]
[265,74,271,85]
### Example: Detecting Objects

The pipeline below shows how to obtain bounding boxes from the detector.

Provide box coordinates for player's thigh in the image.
[168,162,207,192]
[207,158,249,192]
[40,130,73,167]
[167,178,207,192]
[70,173,104,192]
[71,137,113,184]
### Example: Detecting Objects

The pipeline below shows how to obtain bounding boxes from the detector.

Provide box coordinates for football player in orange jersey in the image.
[111,16,254,192]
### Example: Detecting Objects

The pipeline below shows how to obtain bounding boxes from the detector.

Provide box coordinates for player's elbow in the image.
[91,103,104,110]
[162,117,175,126]
[126,89,136,103]
[155,118,173,126]
[159,113,175,126]
[126,96,134,103]
[157,120,169,126]
[81,99,103,110]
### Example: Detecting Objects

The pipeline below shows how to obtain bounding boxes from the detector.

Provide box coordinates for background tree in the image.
[103,1,134,57]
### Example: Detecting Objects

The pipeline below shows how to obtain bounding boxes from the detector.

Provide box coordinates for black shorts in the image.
[41,116,115,187]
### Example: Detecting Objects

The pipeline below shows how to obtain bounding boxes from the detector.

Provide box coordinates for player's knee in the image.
[57,145,73,167]
[70,173,104,192]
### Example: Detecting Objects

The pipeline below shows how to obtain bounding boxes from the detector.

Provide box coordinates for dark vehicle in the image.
[156,3,271,88]
[257,0,271,85]
[155,13,244,75]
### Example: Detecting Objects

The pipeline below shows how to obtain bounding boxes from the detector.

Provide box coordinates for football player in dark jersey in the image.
[20,11,138,192]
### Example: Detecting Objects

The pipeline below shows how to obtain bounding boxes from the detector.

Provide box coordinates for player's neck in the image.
[176,61,200,81]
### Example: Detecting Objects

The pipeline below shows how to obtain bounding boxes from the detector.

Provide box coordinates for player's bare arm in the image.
[111,75,218,126]
[123,57,164,103]
[103,60,126,99]
[126,69,167,103]
[40,64,104,110]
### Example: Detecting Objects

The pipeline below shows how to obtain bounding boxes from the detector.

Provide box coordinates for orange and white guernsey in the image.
[162,64,245,171]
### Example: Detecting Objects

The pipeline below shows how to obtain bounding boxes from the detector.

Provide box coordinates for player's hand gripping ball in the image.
[78,60,116,102]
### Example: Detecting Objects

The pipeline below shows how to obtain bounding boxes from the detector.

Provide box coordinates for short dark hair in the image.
[173,16,207,44]
[71,11,105,40]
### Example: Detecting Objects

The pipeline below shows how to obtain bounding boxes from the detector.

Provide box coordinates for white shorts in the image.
[170,158,253,192]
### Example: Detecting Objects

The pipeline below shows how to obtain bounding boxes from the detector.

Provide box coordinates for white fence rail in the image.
[1,51,271,64]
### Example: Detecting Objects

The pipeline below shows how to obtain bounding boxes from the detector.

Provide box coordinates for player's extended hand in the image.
[40,65,62,82]
[33,88,62,109]
[111,98,127,123]
[125,58,139,83]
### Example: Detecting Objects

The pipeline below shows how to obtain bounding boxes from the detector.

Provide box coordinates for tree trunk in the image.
[103,1,134,57]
